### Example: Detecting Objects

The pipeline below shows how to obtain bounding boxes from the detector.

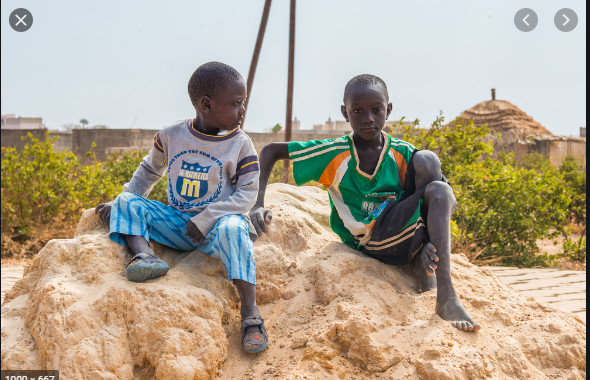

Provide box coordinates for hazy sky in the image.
[1,1,586,136]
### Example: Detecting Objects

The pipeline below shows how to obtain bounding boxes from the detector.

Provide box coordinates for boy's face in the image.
[202,77,247,131]
[341,84,392,142]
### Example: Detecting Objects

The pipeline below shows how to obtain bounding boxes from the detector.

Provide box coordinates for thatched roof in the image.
[456,98,553,139]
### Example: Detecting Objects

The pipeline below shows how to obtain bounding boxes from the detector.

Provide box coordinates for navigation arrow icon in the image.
[554,8,578,32]
[514,8,538,32]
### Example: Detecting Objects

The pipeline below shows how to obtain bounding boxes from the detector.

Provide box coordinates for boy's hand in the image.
[186,220,205,245]
[249,207,273,234]
[421,241,439,275]
[95,202,112,226]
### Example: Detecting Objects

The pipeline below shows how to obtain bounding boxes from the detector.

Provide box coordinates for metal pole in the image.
[282,0,295,183]
[242,0,272,129]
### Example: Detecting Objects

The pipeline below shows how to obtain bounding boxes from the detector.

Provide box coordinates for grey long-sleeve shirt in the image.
[122,119,260,239]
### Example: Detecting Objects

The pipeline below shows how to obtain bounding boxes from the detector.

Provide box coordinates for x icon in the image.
[10,8,33,31]
[15,14,27,26]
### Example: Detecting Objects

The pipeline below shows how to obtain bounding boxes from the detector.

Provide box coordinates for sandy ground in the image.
[1,265,25,304]
[3,264,585,320]
[1,184,586,379]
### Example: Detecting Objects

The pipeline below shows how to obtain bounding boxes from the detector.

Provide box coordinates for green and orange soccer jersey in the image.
[288,132,416,249]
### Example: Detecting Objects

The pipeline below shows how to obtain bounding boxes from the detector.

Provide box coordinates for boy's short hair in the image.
[343,74,389,102]
[188,62,243,106]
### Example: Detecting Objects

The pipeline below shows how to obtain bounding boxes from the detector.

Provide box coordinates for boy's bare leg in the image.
[423,182,480,331]
[235,279,267,351]
[410,151,441,293]
[234,279,261,320]
[413,151,480,331]
[122,234,156,256]
[96,204,158,259]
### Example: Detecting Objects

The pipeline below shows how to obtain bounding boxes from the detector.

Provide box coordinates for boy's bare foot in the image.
[410,255,437,293]
[435,294,481,332]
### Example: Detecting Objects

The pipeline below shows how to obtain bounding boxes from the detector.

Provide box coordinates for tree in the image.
[79,119,89,128]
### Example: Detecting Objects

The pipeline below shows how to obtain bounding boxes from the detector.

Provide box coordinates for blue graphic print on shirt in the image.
[176,160,211,200]
[168,150,224,210]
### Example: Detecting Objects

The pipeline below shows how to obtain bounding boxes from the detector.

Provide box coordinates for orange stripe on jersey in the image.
[391,148,408,188]
[318,151,350,187]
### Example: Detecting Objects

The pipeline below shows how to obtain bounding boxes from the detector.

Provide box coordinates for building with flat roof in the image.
[1,114,46,130]
[312,117,350,132]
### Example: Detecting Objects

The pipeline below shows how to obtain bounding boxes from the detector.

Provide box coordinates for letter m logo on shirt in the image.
[176,160,210,201]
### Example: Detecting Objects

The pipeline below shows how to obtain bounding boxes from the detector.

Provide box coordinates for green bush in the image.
[103,150,168,204]
[268,160,294,185]
[2,134,95,235]
[563,237,586,262]
[451,154,569,266]
[557,157,586,262]
[558,156,586,228]
[1,134,168,237]
[2,125,585,266]
[390,115,585,266]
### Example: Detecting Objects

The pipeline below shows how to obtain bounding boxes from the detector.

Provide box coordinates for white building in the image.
[1,114,46,130]
[292,116,301,131]
[312,117,350,132]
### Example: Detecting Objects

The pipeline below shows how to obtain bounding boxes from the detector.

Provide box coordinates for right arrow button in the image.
[555,8,578,32]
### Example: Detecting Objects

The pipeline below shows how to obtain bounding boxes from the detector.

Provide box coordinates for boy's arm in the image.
[122,146,167,197]
[249,142,290,234]
[95,136,166,226]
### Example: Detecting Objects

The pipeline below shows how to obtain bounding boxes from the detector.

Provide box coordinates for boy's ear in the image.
[341,105,349,122]
[198,96,212,113]
[386,102,393,119]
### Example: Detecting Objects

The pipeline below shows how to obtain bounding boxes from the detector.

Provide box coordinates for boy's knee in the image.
[222,215,250,235]
[424,181,456,207]
[117,192,140,203]
[413,150,441,174]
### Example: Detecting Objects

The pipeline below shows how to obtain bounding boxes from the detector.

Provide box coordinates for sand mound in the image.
[1,184,586,379]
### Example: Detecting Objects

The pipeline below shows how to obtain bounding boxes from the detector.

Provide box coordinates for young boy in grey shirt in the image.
[95,61,268,353]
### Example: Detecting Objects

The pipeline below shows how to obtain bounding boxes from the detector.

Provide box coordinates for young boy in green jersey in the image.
[249,74,480,332]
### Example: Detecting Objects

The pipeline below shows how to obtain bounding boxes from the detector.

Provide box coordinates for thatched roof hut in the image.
[450,90,585,166]
[454,89,553,144]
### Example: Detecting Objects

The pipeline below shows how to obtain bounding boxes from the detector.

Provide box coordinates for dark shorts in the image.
[360,150,447,265]
[360,187,427,265]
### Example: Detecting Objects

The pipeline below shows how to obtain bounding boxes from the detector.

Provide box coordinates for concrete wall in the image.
[1,129,72,154]
[503,137,586,167]
[1,128,48,152]
[547,139,586,167]
[2,127,585,168]
[72,128,159,162]
[72,129,350,161]
[49,131,72,153]
[249,130,350,151]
